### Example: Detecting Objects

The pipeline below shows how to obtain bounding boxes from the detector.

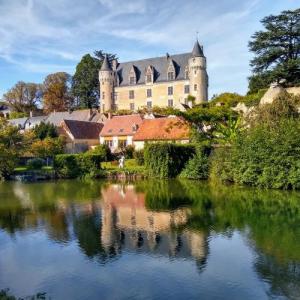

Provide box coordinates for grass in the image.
[14,166,54,174]
[101,159,145,175]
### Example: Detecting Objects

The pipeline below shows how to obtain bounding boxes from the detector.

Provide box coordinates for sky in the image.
[0,0,299,99]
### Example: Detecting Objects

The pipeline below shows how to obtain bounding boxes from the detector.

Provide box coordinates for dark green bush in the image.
[54,154,103,179]
[88,144,112,161]
[26,158,45,170]
[134,150,144,165]
[124,145,134,158]
[144,143,195,178]
[180,144,211,180]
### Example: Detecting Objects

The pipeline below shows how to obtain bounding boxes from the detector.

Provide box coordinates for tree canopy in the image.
[248,8,300,92]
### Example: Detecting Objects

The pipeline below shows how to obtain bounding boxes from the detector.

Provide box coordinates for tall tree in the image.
[3,81,42,113]
[72,51,117,109]
[248,9,300,92]
[43,72,73,113]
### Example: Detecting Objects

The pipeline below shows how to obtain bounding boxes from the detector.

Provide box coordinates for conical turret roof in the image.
[192,40,204,57]
[100,55,112,71]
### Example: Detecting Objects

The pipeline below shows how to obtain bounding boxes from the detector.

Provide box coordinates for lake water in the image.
[0,179,299,300]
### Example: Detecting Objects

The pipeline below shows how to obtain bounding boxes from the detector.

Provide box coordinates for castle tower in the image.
[99,55,114,112]
[188,40,208,103]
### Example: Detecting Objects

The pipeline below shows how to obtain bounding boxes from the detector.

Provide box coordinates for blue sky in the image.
[0,0,299,99]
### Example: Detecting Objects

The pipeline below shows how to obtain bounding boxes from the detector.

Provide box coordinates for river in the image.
[0,179,299,299]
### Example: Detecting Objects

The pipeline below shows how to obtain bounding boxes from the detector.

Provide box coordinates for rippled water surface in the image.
[0,180,299,300]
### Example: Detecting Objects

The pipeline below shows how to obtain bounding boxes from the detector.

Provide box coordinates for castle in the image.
[99,40,208,112]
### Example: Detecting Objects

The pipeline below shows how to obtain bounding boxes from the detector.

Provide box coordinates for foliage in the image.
[54,154,103,179]
[30,137,64,158]
[0,119,30,179]
[144,143,195,178]
[211,118,300,189]
[124,145,134,158]
[33,122,58,140]
[8,111,28,119]
[180,144,211,180]
[248,8,300,92]
[42,72,74,113]
[26,158,45,170]
[3,81,42,113]
[72,52,116,109]
[210,93,244,108]
[133,150,144,165]
[87,144,112,161]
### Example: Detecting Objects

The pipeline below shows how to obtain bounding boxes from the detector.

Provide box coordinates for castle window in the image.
[168,72,174,81]
[146,75,152,83]
[147,101,152,108]
[168,86,173,96]
[168,99,173,107]
[130,76,135,85]
[102,92,105,99]
[184,85,190,94]
[194,84,197,91]
[147,89,152,98]
[129,90,135,99]
[185,68,189,79]
[130,103,135,110]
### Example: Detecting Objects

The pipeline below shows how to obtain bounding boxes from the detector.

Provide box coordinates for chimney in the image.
[166,53,170,59]
[112,59,118,70]
[29,111,33,118]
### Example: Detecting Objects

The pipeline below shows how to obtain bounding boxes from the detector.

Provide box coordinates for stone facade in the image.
[99,41,208,112]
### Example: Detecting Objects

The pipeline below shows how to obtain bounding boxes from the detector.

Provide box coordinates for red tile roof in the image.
[62,119,103,140]
[100,114,143,137]
[133,117,190,141]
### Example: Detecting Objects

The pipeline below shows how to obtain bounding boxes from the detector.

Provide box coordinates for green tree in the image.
[248,9,300,92]
[30,137,65,159]
[42,72,74,113]
[3,81,42,113]
[33,122,58,140]
[72,51,116,108]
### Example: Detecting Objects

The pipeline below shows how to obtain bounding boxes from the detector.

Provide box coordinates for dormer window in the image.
[129,76,135,85]
[129,65,137,85]
[168,72,174,80]
[145,65,154,83]
[185,66,189,79]
[167,59,176,81]
[132,124,139,132]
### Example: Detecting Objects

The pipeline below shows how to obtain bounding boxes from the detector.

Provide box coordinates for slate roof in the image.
[46,109,103,126]
[8,117,28,129]
[133,117,190,141]
[192,40,204,57]
[101,55,112,71]
[62,120,104,140]
[116,53,192,87]
[100,114,143,137]
[27,116,47,126]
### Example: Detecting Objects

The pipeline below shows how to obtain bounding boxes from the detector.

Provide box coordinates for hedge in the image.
[144,143,195,178]
[54,154,103,179]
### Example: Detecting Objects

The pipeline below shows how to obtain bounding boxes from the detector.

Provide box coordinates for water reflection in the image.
[0,180,299,299]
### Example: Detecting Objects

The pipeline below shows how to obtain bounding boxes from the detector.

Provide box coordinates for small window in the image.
[132,124,139,132]
[108,129,113,133]
[168,72,174,80]
[129,90,134,99]
[102,91,105,99]
[168,99,173,107]
[119,128,124,133]
[147,89,152,98]
[147,101,152,108]
[130,103,135,110]
[185,70,189,79]
[130,76,135,85]
[168,86,173,96]
[194,84,197,91]
[184,85,190,94]
[146,74,152,83]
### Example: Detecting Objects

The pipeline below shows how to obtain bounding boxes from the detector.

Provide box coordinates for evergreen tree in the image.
[248,9,300,92]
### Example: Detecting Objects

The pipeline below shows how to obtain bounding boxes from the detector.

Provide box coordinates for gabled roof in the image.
[100,114,143,137]
[116,53,191,86]
[62,119,103,140]
[8,117,28,128]
[133,117,190,141]
[46,109,103,126]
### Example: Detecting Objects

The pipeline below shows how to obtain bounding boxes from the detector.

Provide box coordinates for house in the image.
[25,116,48,130]
[59,119,103,153]
[99,40,208,112]
[46,109,106,126]
[133,116,190,150]
[99,114,143,152]
[8,117,28,130]
[0,103,11,118]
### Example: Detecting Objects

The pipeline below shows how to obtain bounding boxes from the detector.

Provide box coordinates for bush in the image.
[134,150,144,165]
[54,154,103,179]
[124,145,134,159]
[144,143,195,178]
[88,144,112,161]
[180,144,211,180]
[26,158,45,170]
[210,119,300,189]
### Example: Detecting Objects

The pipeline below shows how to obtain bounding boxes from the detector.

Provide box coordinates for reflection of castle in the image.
[101,184,208,261]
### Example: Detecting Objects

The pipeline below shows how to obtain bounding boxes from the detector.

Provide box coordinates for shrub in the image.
[180,144,211,180]
[134,150,144,165]
[88,144,112,161]
[124,145,134,158]
[26,158,45,170]
[33,122,58,140]
[144,143,195,178]
[54,154,103,179]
